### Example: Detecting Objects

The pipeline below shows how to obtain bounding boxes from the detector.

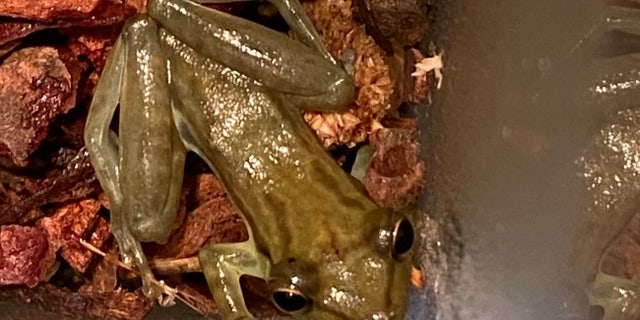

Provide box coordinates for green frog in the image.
[84,0,414,319]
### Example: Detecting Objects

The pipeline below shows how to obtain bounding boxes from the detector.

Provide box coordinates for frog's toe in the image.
[589,271,640,320]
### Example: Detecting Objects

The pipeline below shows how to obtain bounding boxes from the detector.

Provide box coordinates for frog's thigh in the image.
[192,0,334,61]
[602,5,640,35]
[267,0,335,61]
[199,241,270,320]
[118,16,186,244]
[149,0,353,112]
[103,15,181,299]
[572,5,640,56]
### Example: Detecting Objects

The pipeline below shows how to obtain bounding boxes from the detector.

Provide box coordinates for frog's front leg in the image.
[199,241,270,319]
[85,15,186,298]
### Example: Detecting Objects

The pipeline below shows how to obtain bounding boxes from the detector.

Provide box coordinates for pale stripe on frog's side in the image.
[84,0,415,319]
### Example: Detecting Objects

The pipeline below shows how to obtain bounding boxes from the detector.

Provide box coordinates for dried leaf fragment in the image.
[412,51,443,89]
[304,0,394,147]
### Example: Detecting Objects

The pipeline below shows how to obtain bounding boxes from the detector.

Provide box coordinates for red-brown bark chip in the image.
[0,46,74,167]
[66,26,122,73]
[601,212,640,281]
[406,48,429,104]
[0,21,47,49]
[358,0,429,48]
[0,0,102,22]
[0,225,56,288]
[159,197,247,259]
[155,173,247,259]
[363,119,425,210]
[192,173,226,205]
[38,199,110,273]
[7,284,154,320]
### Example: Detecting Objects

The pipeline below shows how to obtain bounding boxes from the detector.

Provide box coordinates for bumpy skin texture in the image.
[84,0,412,319]
[574,5,640,320]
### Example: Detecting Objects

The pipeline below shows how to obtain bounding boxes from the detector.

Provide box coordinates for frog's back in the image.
[164,31,382,263]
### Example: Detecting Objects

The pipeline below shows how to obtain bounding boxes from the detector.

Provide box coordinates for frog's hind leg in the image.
[84,23,157,295]
[86,15,186,299]
[148,0,353,112]
[199,241,270,319]
[190,0,333,62]
[568,5,640,57]
[576,6,640,108]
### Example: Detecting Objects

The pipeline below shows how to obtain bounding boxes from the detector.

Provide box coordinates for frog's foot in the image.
[588,271,640,320]
[199,241,270,320]
[111,214,163,299]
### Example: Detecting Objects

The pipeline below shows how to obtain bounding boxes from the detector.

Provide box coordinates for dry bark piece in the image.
[192,173,226,205]
[154,174,247,259]
[65,25,123,73]
[0,225,56,287]
[0,46,74,167]
[600,212,640,281]
[0,20,47,49]
[79,249,119,294]
[38,199,110,273]
[355,0,429,48]
[5,284,153,320]
[0,1,135,57]
[0,0,102,22]
[304,0,394,148]
[406,48,429,104]
[363,118,425,210]
[352,0,393,54]
[0,148,99,225]
[173,282,218,316]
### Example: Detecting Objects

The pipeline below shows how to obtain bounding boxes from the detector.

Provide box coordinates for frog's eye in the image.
[392,218,414,257]
[272,288,309,313]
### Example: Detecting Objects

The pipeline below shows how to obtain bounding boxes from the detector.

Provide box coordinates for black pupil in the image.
[393,219,414,255]
[273,290,307,312]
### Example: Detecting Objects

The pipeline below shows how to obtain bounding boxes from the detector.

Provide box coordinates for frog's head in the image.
[268,217,415,319]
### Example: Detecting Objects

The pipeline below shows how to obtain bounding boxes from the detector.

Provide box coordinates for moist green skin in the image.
[84,0,412,318]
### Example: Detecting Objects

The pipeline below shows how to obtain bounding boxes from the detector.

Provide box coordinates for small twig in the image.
[150,256,202,275]
[79,239,205,315]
